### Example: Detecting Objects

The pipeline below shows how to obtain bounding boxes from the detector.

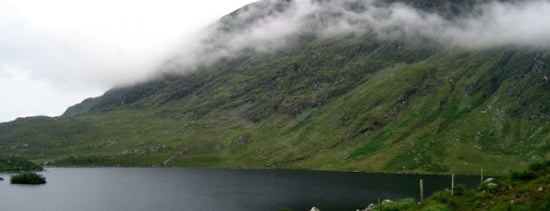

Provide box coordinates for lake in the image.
[0,168,480,211]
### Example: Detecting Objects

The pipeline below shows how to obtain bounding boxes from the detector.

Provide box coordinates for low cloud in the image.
[445,0,550,48]
[0,0,259,90]
[1,0,548,122]
[166,0,550,72]
[0,0,257,122]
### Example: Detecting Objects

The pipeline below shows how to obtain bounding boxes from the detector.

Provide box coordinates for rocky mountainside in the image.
[0,0,548,174]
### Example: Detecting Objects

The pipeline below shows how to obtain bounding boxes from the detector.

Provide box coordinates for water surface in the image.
[0,168,479,211]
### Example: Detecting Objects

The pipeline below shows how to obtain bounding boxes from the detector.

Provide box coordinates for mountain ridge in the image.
[0,0,548,175]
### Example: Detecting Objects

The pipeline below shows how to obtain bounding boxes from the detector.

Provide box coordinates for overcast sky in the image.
[0,0,257,123]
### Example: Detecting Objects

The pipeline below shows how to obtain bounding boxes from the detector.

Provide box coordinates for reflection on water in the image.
[0,168,479,211]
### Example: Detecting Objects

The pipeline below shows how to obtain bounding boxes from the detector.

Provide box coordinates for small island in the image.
[10,172,47,184]
[1,157,46,184]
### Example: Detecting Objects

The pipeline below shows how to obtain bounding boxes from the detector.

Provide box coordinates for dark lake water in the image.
[0,168,480,211]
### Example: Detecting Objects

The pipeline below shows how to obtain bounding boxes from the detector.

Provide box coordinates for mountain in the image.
[0,0,548,174]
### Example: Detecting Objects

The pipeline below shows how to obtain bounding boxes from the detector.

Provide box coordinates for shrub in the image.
[528,162,544,172]
[528,160,550,173]
[510,170,537,181]
[430,191,451,203]
[421,204,449,211]
[453,184,466,196]
[10,172,46,184]
[382,198,416,211]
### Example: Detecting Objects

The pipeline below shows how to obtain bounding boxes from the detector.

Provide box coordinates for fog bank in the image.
[166,0,550,72]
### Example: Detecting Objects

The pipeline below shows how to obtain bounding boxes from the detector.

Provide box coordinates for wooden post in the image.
[378,198,381,211]
[420,179,424,203]
[481,168,484,184]
[451,173,455,196]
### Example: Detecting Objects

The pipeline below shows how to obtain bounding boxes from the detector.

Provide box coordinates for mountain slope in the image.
[0,0,548,174]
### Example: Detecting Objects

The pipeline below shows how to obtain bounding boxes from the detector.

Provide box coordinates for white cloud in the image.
[0,0,257,122]
[447,0,550,48]
[165,0,550,71]
[2,0,549,122]
[0,65,102,122]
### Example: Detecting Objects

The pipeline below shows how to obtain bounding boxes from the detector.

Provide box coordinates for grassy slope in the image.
[375,161,550,211]
[0,31,547,175]
[0,157,43,172]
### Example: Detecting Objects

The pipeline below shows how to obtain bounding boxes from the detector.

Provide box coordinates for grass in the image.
[366,161,550,211]
[0,157,43,173]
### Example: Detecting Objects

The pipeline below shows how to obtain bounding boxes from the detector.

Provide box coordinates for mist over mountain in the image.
[0,0,548,174]
[162,0,550,72]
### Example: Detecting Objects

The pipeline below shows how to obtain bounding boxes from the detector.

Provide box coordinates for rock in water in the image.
[310,207,321,211]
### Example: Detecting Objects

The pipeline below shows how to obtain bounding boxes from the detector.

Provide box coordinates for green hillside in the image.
[369,161,550,210]
[0,0,548,175]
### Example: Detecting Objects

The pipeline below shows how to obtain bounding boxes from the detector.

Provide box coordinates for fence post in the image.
[481,168,484,184]
[451,173,455,196]
[420,179,424,203]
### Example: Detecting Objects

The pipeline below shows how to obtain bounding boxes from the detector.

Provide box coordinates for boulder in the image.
[357,203,375,211]
[483,178,495,183]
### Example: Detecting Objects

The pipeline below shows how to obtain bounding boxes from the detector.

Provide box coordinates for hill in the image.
[362,161,550,210]
[0,0,548,175]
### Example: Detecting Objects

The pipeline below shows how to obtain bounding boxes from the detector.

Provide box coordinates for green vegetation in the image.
[1,157,46,184]
[371,161,550,210]
[10,172,47,185]
[381,198,417,211]
[0,0,548,175]
[0,157,43,173]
